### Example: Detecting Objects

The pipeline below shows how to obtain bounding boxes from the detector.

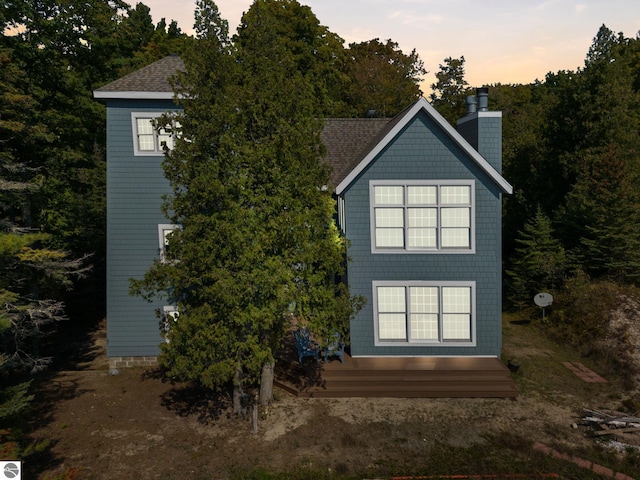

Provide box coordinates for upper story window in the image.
[370,180,474,254]
[158,224,179,263]
[132,112,180,156]
[374,281,475,346]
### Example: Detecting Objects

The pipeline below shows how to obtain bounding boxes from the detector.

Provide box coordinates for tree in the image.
[490,82,555,256]
[559,145,640,283]
[506,207,567,308]
[234,0,349,117]
[131,0,362,414]
[343,38,426,117]
[497,25,640,288]
[120,2,155,52]
[549,27,640,283]
[429,56,469,124]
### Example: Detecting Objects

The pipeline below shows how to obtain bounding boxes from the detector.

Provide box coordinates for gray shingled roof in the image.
[322,118,392,188]
[94,56,511,193]
[94,55,184,95]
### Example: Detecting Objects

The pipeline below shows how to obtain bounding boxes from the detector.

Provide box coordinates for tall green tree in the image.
[234,0,349,117]
[551,27,640,283]
[131,0,362,413]
[490,82,554,256]
[497,26,640,288]
[429,56,469,124]
[506,207,567,307]
[559,145,640,283]
[343,38,426,117]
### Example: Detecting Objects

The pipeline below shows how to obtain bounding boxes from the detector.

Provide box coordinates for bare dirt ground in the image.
[28,316,635,480]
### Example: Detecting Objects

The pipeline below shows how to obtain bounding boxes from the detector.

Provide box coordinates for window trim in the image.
[131,112,179,156]
[373,281,476,347]
[160,305,179,343]
[370,180,475,254]
[158,224,180,263]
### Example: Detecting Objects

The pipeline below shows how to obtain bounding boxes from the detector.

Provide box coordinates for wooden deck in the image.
[275,341,518,399]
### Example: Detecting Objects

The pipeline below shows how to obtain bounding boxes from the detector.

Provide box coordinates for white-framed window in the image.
[132,112,181,155]
[370,180,475,253]
[158,224,179,263]
[373,281,475,346]
[160,305,179,342]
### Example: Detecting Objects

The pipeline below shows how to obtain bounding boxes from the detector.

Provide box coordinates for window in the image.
[370,181,474,253]
[132,113,180,155]
[374,281,475,346]
[160,306,179,342]
[158,224,179,263]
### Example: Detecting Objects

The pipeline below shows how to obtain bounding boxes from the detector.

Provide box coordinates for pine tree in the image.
[506,207,567,308]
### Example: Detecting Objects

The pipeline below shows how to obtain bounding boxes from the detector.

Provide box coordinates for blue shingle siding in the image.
[457,112,503,173]
[344,110,503,357]
[106,99,179,357]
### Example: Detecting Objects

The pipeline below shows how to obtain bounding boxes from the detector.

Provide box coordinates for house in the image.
[95,57,515,396]
[323,93,512,359]
[94,55,185,366]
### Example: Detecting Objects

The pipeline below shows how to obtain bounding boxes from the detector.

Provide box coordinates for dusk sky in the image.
[141,0,640,90]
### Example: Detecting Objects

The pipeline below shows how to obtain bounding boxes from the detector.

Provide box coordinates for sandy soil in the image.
[27,318,623,480]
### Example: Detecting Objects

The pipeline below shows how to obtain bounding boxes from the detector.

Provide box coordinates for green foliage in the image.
[505,207,567,307]
[429,56,470,124]
[498,25,640,289]
[342,38,426,117]
[132,0,363,405]
[549,277,640,384]
[558,145,640,282]
[0,380,33,420]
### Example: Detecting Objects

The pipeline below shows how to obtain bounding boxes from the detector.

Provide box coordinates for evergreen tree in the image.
[429,56,469,124]
[559,145,640,283]
[234,0,349,117]
[552,27,640,283]
[506,207,567,308]
[131,0,362,412]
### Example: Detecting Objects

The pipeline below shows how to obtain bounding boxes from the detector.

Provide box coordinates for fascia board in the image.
[335,98,513,195]
[93,91,176,100]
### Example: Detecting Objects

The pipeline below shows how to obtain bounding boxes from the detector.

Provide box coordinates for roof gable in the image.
[333,98,513,195]
[93,55,184,100]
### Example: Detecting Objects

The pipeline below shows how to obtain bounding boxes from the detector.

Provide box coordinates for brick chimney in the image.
[456,87,502,173]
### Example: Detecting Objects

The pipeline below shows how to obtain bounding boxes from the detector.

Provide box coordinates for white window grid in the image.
[373,281,475,346]
[132,112,181,156]
[370,180,475,254]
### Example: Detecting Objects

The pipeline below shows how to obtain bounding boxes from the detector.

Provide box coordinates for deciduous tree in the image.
[343,38,426,117]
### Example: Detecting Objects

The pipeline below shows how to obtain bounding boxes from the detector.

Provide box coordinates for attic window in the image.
[370,180,475,254]
[132,112,180,155]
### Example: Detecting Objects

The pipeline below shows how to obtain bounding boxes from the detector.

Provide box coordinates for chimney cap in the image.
[476,87,489,112]
[465,95,477,115]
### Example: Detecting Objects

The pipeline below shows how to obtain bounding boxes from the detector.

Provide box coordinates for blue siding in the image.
[343,111,503,357]
[106,99,178,357]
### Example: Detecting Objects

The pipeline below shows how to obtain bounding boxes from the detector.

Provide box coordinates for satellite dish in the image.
[534,292,553,308]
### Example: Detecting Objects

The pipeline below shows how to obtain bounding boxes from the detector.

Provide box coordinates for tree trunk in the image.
[233,363,243,415]
[252,393,259,434]
[259,361,274,407]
